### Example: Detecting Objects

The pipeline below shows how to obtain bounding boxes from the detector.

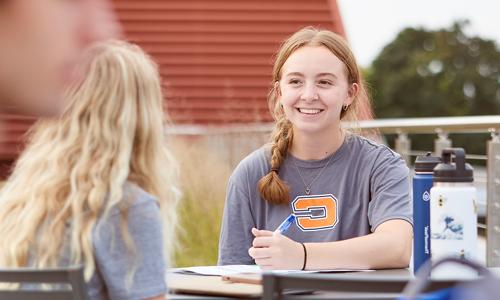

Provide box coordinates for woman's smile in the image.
[296,107,325,115]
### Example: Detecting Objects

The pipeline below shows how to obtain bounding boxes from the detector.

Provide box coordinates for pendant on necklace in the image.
[305,188,311,195]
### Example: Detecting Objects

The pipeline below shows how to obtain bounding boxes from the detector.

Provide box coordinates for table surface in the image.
[167,269,412,300]
[167,267,500,300]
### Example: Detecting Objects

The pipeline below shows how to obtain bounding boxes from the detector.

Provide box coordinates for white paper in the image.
[171,265,261,276]
[171,265,372,276]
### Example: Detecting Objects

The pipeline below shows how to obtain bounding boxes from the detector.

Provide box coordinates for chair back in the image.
[0,266,88,300]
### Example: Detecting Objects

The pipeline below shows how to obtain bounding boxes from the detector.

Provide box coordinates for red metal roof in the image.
[112,0,347,124]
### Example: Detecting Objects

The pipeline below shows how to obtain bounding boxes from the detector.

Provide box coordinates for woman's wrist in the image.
[300,243,307,270]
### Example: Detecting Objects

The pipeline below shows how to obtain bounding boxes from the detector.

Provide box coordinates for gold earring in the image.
[342,105,349,111]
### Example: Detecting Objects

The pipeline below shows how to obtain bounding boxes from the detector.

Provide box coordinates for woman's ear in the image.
[344,82,359,106]
[274,81,281,96]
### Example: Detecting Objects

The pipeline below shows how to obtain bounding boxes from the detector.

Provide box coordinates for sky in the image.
[337,0,500,67]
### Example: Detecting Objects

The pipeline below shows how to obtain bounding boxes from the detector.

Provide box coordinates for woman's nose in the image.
[300,83,319,101]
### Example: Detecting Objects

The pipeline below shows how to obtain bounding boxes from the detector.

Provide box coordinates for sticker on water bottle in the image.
[422,191,430,201]
[432,214,464,240]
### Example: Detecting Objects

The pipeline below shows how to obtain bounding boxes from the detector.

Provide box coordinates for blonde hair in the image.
[258,27,373,205]
[0,40,180,280]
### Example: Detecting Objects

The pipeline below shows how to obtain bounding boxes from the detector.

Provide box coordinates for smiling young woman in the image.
[217,27,412,271]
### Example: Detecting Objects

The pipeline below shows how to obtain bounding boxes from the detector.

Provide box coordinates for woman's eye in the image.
[289,79,302,85]
[318,80,333,86]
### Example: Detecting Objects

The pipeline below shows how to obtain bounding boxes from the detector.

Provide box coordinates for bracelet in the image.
[301,243,307,270]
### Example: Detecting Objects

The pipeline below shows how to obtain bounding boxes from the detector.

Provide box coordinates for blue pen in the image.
[274,214,296,234]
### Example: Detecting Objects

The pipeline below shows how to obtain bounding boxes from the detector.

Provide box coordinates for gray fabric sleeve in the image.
[217,168,256,265]
[93,195,167,300]
[368,148,413,231]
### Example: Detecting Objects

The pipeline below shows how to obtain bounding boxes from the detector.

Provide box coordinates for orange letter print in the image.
[292,194,338,231]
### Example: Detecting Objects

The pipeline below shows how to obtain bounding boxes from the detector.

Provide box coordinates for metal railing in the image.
[345,115,500,268]
[167,115,500,267]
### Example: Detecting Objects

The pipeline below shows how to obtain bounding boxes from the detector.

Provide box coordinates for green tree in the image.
[370,21,500,117]
[368,21,500,154]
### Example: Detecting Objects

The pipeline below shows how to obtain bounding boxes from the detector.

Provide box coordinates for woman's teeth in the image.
[298,108,323,115]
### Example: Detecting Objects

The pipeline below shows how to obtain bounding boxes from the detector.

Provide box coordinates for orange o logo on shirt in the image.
[292,194,338,231]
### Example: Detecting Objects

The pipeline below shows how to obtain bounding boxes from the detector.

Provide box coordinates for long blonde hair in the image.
[258,27,373,205]
[0,40,180,280]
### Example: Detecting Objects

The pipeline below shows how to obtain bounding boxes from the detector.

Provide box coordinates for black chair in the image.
[0,265,88,300]
[262,269,461,300]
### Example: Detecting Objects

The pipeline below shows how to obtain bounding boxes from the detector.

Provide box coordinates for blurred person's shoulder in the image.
[102,182,159,219]
[123,181,158,206]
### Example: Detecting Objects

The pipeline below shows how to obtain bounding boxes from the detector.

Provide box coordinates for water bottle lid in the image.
[433,148,473,182]
[414,152,441,172]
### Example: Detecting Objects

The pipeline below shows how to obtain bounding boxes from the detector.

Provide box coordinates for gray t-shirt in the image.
[218,134,412,265]
[87,183,167,299]
[27,183,167,299]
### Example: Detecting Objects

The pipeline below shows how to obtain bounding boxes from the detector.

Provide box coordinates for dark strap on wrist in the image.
[301,243,307,270]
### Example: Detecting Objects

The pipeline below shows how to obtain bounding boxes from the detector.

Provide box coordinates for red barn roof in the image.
[112,0,347,124]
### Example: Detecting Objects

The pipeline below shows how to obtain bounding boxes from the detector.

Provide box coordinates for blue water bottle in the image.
[413,152,441,273]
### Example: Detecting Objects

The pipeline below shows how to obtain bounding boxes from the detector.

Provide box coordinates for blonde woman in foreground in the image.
[0,40,179,300]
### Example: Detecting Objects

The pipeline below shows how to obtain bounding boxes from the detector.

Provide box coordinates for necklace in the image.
[291,153,335,195]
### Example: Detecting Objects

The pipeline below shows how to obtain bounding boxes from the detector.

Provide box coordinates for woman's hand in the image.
[248,228,304,270]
